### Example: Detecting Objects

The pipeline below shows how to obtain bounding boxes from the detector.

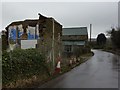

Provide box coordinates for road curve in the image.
[40,50,120,88]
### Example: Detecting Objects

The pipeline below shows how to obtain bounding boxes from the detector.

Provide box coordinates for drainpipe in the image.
[52,18,55,72]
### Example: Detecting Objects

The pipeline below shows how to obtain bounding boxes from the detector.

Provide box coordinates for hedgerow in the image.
[2,48,50,85]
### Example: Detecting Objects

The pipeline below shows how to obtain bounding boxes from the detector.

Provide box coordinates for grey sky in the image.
[1,2,118,38]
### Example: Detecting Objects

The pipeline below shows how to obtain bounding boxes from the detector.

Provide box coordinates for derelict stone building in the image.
[5,14,62,64]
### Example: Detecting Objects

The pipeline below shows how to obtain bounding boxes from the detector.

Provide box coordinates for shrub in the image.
[2,48,50,85]
[73,46,91,58]
[2,35,8,51]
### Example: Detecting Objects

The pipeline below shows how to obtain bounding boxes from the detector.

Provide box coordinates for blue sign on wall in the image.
[9,28,39,40]
[10,28,16,41]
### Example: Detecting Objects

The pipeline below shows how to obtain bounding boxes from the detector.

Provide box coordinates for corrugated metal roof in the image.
[63,41,85,45]
[63,27,88,35]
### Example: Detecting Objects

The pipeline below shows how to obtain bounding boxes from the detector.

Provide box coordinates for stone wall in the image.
[62,35,88,41]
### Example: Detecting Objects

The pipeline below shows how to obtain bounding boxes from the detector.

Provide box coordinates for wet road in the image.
[40,50,120,88]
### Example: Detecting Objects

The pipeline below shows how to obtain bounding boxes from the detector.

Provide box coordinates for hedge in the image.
[2,48,50,85]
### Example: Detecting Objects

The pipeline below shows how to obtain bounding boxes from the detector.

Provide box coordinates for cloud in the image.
[2,2,118,38]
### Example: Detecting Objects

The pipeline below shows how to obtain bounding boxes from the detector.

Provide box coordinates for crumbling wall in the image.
[37,18,62,66]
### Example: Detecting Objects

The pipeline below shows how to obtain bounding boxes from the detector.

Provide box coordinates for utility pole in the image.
[90,24,92,43]
[52,18,55,72]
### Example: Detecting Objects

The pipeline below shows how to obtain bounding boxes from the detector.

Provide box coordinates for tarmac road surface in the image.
[40,50,120,88]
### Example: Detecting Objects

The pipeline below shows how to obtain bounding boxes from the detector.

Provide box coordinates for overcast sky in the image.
[0,1,119,38]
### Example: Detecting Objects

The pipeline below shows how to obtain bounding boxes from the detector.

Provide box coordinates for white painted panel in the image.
[21,40,37,49]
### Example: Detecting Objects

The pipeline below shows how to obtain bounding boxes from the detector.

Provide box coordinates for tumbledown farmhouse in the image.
[5,14,62,62]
